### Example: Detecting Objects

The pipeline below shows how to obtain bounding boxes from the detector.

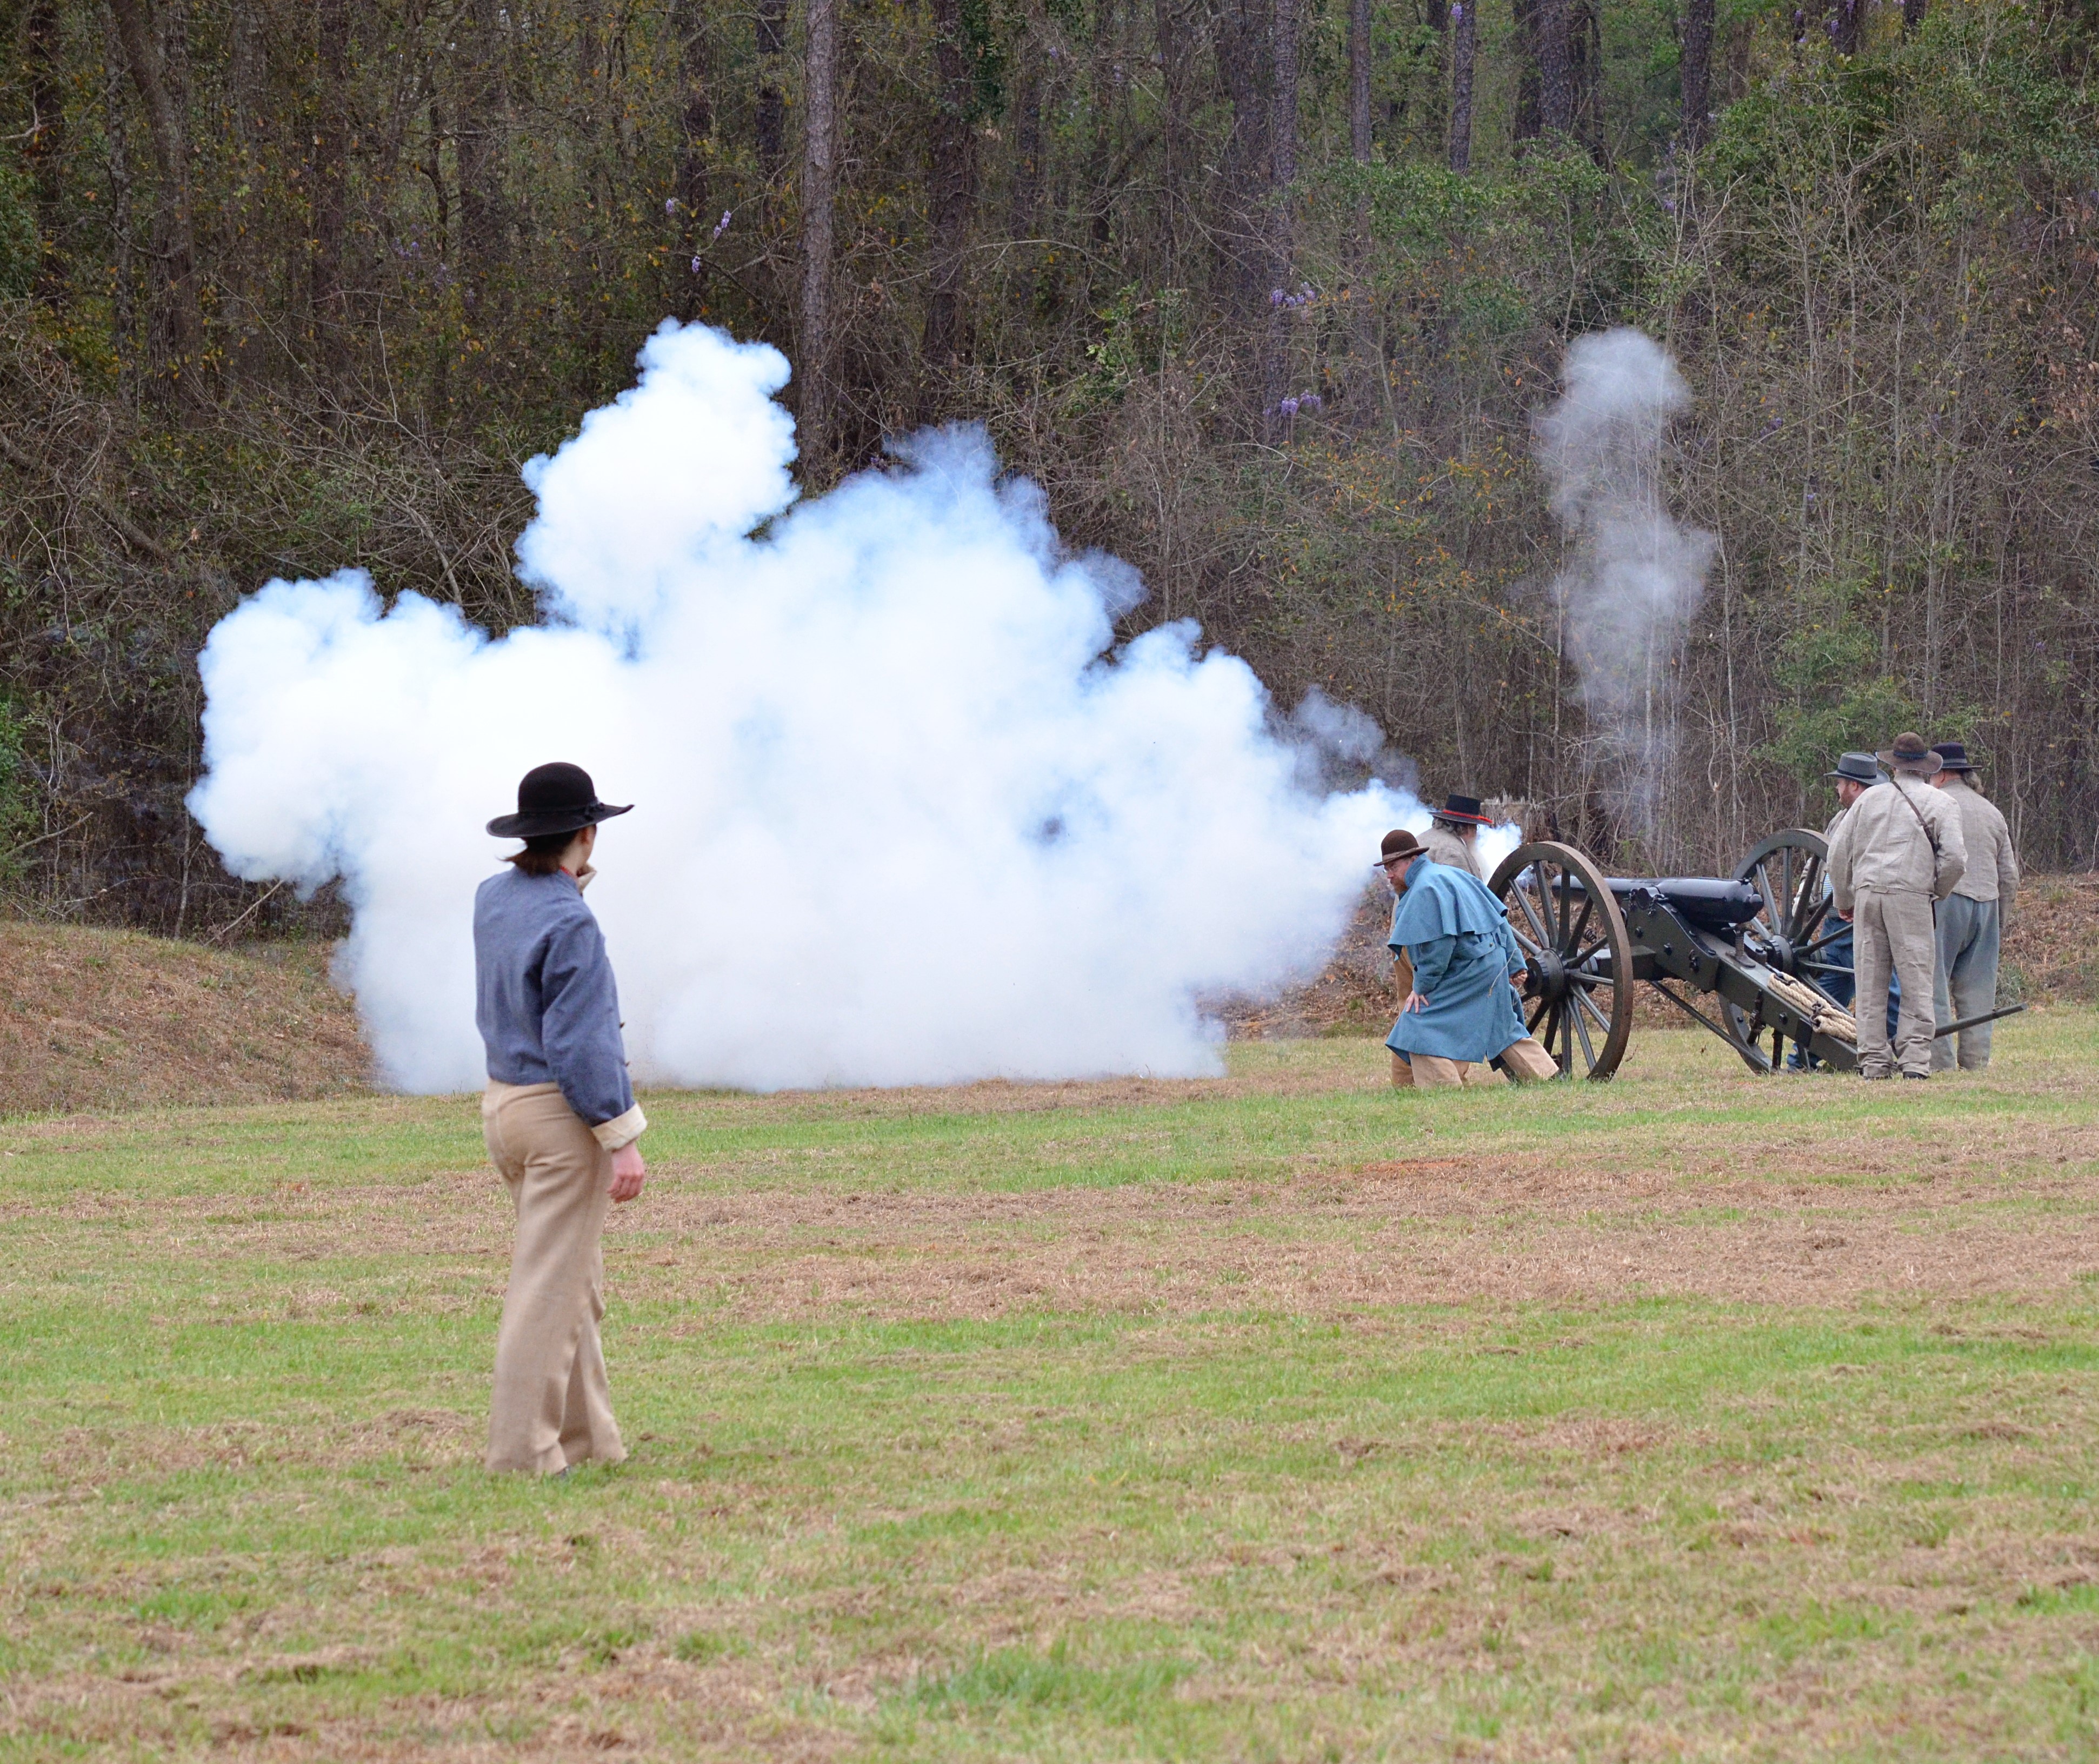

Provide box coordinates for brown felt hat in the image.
[1374,828,1424,869]
[1877,731,1937,774]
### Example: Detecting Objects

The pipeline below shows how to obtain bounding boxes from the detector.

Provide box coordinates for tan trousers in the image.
[483,1080,626,1474]
[1853,890,1939,1079]
[1390,1037,1558,1088]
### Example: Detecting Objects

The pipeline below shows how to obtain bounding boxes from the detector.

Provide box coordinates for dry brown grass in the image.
[0,920,370,1114]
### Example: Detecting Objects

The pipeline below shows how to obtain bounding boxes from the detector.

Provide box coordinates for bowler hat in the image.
[1374,828,1425,869]
[1825,751,1883,786]
[1876,731,1938,774]
[487,762,634,840]
[1432,793,1493,827]
[1930,740,1976,773]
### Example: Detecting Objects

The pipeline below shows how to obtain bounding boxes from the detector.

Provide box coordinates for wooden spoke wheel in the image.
[1723,827,1851,1072]
[1485,841,1634,1082]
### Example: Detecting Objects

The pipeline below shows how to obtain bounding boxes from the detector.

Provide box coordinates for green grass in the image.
[4,1012,2099,1759]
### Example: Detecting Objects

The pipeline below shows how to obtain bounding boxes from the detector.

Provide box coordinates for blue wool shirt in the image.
[474,865,638,1130]
[1385,856,1530,1064]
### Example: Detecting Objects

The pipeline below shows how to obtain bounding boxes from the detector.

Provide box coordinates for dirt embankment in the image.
[0,921,370,1115]
[1218,873,2099,1040]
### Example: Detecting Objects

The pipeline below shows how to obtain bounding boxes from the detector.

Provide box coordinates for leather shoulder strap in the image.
[1891,779,1940,859]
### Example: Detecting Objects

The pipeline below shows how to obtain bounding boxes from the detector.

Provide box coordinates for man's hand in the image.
[608,1142,647,1203]
[1402,991,1427,1014]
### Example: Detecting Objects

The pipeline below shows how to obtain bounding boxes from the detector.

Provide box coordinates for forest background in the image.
[1,0,2095,935]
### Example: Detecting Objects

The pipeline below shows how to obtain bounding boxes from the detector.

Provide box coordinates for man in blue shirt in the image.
[476,762,648,1475]
[1380,828,1558,1088]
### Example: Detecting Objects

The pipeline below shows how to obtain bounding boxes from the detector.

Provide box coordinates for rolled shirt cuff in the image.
[591,1104,648,1152]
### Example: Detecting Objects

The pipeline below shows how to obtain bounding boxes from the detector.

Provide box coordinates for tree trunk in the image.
[1349,0,1372,163]
[25,0,65,304]
[923,0,978,385]
[1010,23,1044,243]
[1831,0,1863,53]
[1679,0,1713,150]
[1212,0,1271,312]
[101,10,138,366]
[1261,0,1298,438]
[107,0,203,392]
[756,0,789,178]
[1511,0,1539,140]
[1086,0,1118,247]
[1570,0,1603,161]
[799,0,839,456]
[456,0,508,312]
[1414,0,1446,157]
[672,0,714,317]
[1537,0,1572,136]
[311,0,351,357]
[1903,0,1925,33]
[1155,0,1189,266]
[1447,0,1476,172]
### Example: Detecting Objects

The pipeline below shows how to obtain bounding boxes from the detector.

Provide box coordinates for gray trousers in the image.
[1853,890,1939,1078]
[1931,894,2002,1072]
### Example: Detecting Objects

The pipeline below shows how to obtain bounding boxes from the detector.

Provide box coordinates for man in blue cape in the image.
[1378,828,1559,1088]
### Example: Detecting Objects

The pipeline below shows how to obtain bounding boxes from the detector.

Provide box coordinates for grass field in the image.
[5,1012,2099,1761]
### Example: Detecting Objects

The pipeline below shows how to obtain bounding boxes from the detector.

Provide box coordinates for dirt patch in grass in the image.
[0,921,371,1116]
[64,1112,2098,1326]
[615,1146,2099,1322]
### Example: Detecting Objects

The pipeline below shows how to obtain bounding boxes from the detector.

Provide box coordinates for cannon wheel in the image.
[1485,841,1634,1082]
[1722,828,1850,1072]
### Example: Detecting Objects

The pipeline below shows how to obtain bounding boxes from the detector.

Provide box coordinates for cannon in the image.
[1483,830,2020,1080]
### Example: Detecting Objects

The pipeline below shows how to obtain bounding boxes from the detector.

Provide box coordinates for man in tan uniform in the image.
[1827,732,1966,1079]
[1929,741,2021,1072]
[1420,792,1492,878]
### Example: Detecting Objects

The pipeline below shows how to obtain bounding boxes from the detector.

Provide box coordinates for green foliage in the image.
[0,697,36,886]
[0,155,38,300]
[1757,580,1918,794]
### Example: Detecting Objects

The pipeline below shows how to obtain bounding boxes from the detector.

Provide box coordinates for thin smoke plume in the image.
[1533,329,1715,846]
[190,322,1437,1092]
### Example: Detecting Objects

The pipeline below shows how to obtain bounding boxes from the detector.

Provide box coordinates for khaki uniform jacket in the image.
[1939,776,2020,921]
[1421,823,1484,878]
[1828,776,1966,913]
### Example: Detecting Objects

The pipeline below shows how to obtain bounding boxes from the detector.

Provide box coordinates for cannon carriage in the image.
[1484,830,1865,1080]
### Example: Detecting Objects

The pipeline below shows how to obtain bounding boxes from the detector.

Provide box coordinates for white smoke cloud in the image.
[190,321,1431,1092]
[1533,329,1715,843]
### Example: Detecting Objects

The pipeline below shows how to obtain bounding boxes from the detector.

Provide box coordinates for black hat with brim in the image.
[1931,741,1976,772]
[1825,751,1883,785]
[1433,792,1492,826]
[487,761,634,840]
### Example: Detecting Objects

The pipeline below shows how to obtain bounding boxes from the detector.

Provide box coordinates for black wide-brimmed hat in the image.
[1878,731,1938,773]
[487,762,634,840]
[1930,740,1976,773]
[1374,828,1425,869]
[1432,792,1492,827]
[1825,751,1883,786]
